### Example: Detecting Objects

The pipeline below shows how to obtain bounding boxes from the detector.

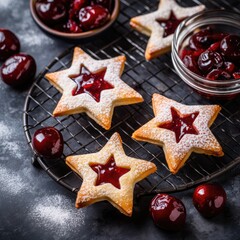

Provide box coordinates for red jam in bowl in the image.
[180,27,240,81]
[35,0,112,33]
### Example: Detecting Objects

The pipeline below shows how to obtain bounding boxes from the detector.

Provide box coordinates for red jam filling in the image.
[180,27,240,80]
[35,0,111,33]
[90,156,130,189]
[69,65,114,102]
[156,11,185,37]
[159,107,199,143]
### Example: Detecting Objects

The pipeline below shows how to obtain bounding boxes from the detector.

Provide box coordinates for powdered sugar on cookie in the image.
[132,94,223,174]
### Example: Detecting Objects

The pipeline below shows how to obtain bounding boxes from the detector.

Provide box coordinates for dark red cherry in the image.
[73,0,88,12]
[35,0,68,25]
[233,72,240,79]
[193,183,226,218]
[198,50,223,73]
[208,42,220,52]
[189,28,213,50]
[150,194,186,231]
[32,127,64,159]
[1,53,36,87]
[183,55,200,74]
[224,62,235,74]
[0,29,20,61]
[206,69,231,80]
[79,5,110,31]
[66,19,83,33]
[220,35,240,60]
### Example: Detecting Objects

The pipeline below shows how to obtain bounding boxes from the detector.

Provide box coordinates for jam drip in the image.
[159,107,199,143]
[90,156,130,189]
[70,65,114,102]
[156,11,184,37]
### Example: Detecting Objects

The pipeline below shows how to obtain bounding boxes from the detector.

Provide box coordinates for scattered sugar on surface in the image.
[0,121,23,159]
[30,194,85,236]
[16,10,54,47]
[0,167,27,195]
[0,0,14,8]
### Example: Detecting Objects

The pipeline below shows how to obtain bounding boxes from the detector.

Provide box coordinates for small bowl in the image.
[172,10,240,100]
[30,0,120,39]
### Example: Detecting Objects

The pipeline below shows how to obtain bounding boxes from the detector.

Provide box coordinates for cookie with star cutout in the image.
[45,47,143,130]
[66,132,157,217]
[132,94,224,174]
[130,0,205,60]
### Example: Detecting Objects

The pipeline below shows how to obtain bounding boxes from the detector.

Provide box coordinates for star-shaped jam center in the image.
[90,156,130,189]
[69,65,114,102]
[159,107,199,143]
[156,11,185,37]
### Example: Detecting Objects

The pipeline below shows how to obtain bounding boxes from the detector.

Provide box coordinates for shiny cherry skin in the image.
[150,194,186,231]
[198,50,223,73]
[35,0,68,25]
[193,183,227,218]
[32,127,64,159]
[1,53,36,87]
[0,29,20,61]
[79,5,110,31]
[220,35,240,60]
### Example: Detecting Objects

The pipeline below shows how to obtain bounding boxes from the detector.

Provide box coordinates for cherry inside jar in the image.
[180,27,240,81]
[172,10,240,100]
[35,0,113,33]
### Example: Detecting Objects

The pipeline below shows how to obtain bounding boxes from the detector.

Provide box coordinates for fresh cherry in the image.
[220,35,240,60]
[0,29,20,61]
[150,194,186,231]
[193,183,226,218]
[198,50,223,73]
[79,5,110,31]
[32,127,64,159]
[1,53,36,87]
[35,0,68,25]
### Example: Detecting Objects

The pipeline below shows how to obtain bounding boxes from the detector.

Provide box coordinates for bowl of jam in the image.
[172,10,240,100]
[30,0,120,39]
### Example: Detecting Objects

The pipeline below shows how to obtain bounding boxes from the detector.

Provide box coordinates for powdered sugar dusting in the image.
[15,9,54,47]
[0,0,14,8]
[130,0,205,58]
[31,194,85,236]
[132,94,223,173]
[0,121,23,159]
[0,167,27,195]
[45,48,143,129]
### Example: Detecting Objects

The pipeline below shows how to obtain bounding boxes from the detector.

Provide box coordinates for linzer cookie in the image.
[132,94,223,174]
[66,132,157,216]
[130,0,205,60]
[45,47,143,130]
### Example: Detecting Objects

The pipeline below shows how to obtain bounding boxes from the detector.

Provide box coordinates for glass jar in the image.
[171,10,240,100]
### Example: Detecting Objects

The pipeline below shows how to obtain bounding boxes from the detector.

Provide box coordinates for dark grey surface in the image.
[0,0,240,239]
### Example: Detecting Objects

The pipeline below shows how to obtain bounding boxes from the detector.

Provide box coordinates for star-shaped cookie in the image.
[132,94,224,174]
[130,0,205,60]
[66,132,157,216]
[45,47,143,130]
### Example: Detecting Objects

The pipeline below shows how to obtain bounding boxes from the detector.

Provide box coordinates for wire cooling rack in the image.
[23,0,240,196]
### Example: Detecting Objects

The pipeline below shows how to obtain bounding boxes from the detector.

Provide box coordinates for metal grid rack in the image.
[23,0,240,197]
